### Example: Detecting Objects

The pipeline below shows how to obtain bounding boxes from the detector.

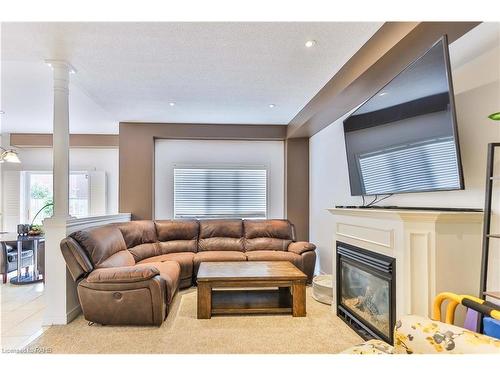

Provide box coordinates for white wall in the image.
[310,25,500,286]
[154,139,284,220]
[1,147,119,231]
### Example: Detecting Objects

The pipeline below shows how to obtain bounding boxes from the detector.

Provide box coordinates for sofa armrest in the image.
[394,315,500,354]
[78,268,167,326]
[288,241,316,255]
[0,243,8,273]
[86,264,159,283]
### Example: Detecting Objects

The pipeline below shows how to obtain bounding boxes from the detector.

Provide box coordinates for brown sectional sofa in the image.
[60,219,316,326]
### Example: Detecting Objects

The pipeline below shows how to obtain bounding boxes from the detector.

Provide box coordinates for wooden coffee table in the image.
[196,261,307,319]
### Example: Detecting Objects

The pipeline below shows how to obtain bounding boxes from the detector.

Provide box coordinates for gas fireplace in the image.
[336,241,396,344]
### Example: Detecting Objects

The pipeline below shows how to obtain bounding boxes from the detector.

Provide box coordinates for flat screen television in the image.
[343,36,464,196]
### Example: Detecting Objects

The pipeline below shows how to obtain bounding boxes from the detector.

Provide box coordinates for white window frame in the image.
[172,163,270,220]
[20,170,91,223]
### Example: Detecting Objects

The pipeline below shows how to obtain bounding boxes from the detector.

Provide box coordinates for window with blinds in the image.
[358,137,460,195]
[174,168,267,219]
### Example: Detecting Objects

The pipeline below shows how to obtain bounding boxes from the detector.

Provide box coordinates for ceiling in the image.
[322,22,499,118]
[0,22,383,134]
[448,22,500,69]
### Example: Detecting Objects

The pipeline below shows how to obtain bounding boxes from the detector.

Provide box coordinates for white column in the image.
[43,60,81,325]
[47,60,74,219]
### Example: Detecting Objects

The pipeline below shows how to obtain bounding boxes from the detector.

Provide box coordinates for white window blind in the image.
[174,168,267,219]
[89,171,107,216]
[358,137,460,195]
[2,171,21,232]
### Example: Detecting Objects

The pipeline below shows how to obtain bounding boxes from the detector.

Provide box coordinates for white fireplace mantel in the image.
[328,207,483,322]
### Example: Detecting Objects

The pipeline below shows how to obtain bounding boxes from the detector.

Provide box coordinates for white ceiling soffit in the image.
[1,22,383,133]
[330,22,500,118]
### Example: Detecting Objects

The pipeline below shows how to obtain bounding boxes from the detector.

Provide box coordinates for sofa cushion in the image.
[245,250,302,269]
[116,220,157,248]
[155,220,199,242]
[198,237,244,252]
[128,243,159,263]
[86,264,160,283]
[70,224,127,267]
[158,240,198,254]
[245,238,291,252]
[155,220,199,254]
[97,250,135,269]
[244,219,294,239]
[198,219,244,252]
[138,252,194,281]
[148,261,181,304]
[244,220,294,251]
[199,219,243,238]
[193,251,247,273]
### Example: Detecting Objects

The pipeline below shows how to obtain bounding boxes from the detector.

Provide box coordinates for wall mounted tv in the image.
[343,36,464,196]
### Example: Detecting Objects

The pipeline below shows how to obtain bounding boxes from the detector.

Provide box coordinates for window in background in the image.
[27,173,53,225]
[69,173,90,218]
[174,167,267,219]
[24,172,90,224]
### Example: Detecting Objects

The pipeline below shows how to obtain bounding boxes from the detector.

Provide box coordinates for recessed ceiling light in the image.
[268,104,276,108]
[305,40,316,48]
[169,102,176,107]
[379,92,388,96]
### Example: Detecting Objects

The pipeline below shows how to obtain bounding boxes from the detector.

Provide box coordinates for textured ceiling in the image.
[1,22,382,133]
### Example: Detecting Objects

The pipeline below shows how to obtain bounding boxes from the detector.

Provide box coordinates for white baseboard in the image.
[43,305,81,325]
[43,314,69,326]
[66,304,82,323]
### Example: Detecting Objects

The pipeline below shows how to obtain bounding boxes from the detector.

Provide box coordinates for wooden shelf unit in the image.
[483,291,500,301]
[479,142,500,331]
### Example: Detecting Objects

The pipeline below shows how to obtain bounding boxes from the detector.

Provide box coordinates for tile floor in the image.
[0,272,47,351]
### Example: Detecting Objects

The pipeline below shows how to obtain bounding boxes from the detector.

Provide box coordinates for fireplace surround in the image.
[336,241,396,344]
[329,207,483,330]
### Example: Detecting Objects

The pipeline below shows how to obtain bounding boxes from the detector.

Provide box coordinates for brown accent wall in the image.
[285,138,309,241]
[9,133,119,148]
[287,21,480,138]
[119,122,288,220]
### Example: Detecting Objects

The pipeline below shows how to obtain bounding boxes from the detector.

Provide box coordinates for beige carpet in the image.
[27,287,362,354]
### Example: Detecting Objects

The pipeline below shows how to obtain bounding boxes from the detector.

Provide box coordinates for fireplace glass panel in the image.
[340,261,390,338]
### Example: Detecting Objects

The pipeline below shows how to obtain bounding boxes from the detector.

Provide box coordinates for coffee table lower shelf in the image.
[198,285,306,319]
[211,289,292,315]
